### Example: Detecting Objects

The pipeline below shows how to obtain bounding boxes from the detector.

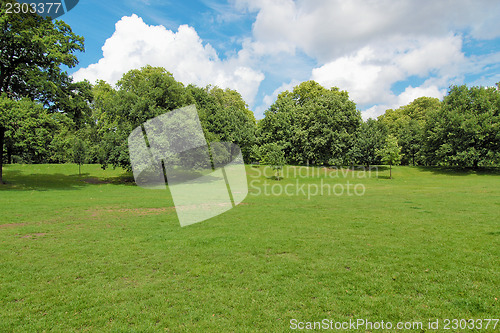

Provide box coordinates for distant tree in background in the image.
[377,135,402,179]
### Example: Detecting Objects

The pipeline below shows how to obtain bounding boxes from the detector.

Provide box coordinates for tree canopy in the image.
[90,66,257,171]
[258,81,361,166]
[0,3,86,182]
[424,85,500,167]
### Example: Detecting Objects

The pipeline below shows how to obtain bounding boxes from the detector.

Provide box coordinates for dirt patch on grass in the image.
[20,233,47,239]
[115,207,176,215]
[0,223,27,229]
[82,177,110,185]
[87,202,249,218]
[87,206,176,218]
[82,176,135,185]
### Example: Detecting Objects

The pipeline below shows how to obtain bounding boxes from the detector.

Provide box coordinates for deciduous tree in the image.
[424,85,500,168]
[259,81,361,166]
[0,1,85,182]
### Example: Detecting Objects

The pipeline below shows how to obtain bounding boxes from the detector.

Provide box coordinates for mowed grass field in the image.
[0,164,499,332]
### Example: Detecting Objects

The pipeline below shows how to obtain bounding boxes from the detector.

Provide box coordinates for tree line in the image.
[257,81,500,169]
[1,5,499,183]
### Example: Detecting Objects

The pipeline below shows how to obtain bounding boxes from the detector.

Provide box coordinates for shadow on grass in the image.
[264,176,283,181]
[0,170,91,191]
[415,166,500,176]
[0,164,232,191]
[0,169,136,191]
[286,164,389,171]
[98,173,136,185]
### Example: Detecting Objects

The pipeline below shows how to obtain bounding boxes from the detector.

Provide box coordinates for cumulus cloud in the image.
[311,47,391,105]
[72,14,264,105]
[236,0,500,117]
[311,34,465,116]
[236,0,500,62]
[398,85,446,105]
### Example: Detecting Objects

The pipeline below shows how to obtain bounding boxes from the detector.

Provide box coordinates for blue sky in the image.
[63,0,500,119]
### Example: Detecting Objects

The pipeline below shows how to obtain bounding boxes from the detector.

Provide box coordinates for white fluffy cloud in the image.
[312,47,390,105]
[234,0,500,118]
[311,35,465,115]
[236,0,500,62]
[72,14,264,105]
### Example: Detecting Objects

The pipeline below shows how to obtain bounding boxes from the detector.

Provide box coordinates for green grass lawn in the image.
[0,164,499,332]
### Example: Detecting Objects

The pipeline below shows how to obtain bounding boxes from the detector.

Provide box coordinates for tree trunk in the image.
[7,145,11,164]
[0,126,4,184]
[389,164,392,179]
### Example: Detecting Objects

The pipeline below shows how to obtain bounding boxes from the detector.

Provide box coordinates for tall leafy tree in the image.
[424,85,500,168]
[197,86,256,162]
[0,96,57,164]
[259,81,361,165]
[0,1,85,182]
[96,66,193,170]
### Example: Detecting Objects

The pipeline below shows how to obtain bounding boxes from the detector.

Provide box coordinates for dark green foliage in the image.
[378,89,500,168]
[189,85,256,162]
[93,66,192,170]
[249,144,263,163]
[0,1,86,182]
[378,97,441,166]
[423,85,500,168]
[258,81,361,166]
[92,67,257,171]
[0,97,56,164]
[260,143,285,179]
[349,118,386,167]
